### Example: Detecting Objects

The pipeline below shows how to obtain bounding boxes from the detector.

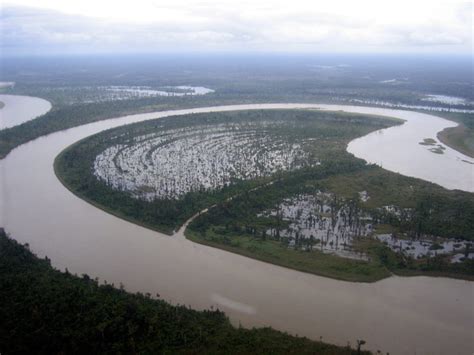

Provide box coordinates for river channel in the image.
[1,103,472,354]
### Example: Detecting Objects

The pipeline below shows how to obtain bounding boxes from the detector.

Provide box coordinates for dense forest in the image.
[0,229,370,354]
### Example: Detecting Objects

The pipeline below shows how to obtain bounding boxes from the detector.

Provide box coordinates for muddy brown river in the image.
[0,94,52,129]
[1,104,473,354]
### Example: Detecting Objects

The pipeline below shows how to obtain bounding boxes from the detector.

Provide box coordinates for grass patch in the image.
[188,227,474,283]
[373,224,397,234]
[186,229,391,283]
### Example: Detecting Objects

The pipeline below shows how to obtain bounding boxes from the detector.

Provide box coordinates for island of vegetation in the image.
[0,229,370,354]
[55,109,474,283]
[419,138,437,145]
[418,138,448,154]
[414,111,473,158]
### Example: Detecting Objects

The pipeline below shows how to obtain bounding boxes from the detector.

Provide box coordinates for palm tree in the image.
[356,339,366,354]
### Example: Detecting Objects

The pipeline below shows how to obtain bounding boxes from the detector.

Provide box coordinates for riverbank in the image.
[185,229,391,282]
[185,229,474,283]
[423,110,474,158]
[53,149,175,236]
[438,124,474,158]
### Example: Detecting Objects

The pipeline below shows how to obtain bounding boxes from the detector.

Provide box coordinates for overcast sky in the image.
[1,0,472,56]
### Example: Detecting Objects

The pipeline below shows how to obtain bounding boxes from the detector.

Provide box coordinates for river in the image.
[0,94,52,129]
[1,104,473,354]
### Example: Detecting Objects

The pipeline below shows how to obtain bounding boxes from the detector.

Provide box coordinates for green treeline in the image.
[0,229,368,354]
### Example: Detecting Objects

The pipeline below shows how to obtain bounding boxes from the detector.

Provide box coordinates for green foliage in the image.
[319,167,474,240]
[56,109,394,235]
[187,230,390,282]
[0,230,366,354]
[188,165,474,281]
[189,161,368,236]
[362,238,474,280]
[437,123,474,158]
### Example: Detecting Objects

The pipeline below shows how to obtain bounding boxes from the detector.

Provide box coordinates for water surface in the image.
[0,94,52,129]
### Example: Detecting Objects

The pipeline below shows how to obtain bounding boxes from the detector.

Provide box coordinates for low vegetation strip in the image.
[438,124,474,158]
[428,111,474,158]
[0,229,369,354]
[186,229,391,282]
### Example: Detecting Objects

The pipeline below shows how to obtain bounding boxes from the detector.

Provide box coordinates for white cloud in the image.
[1,0,472,55]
